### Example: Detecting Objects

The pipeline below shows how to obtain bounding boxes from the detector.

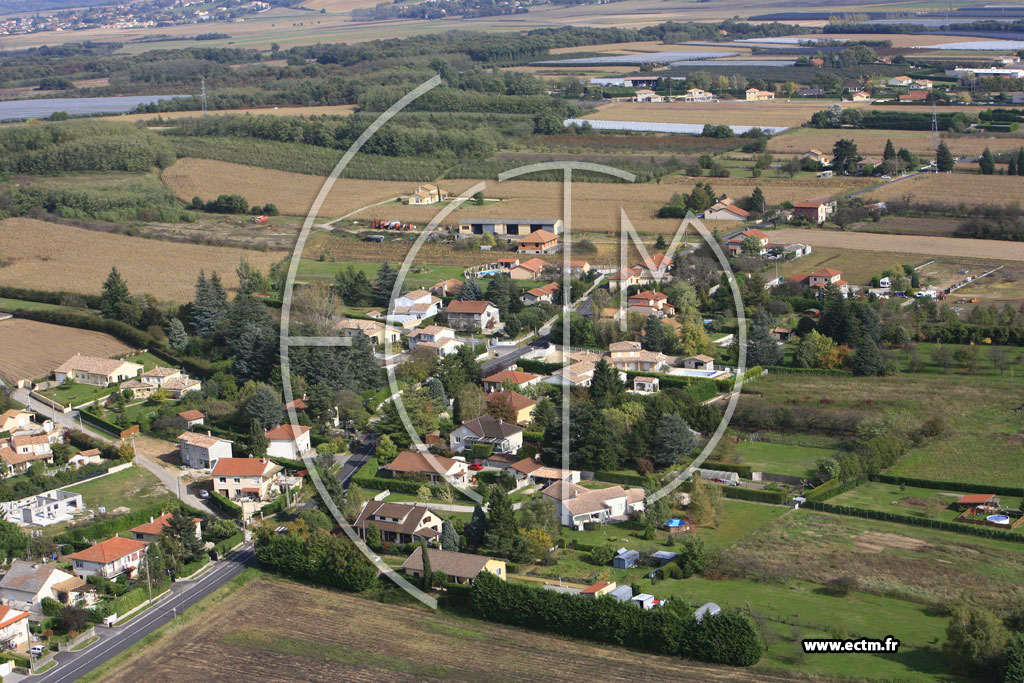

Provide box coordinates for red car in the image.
[468,462,484,471]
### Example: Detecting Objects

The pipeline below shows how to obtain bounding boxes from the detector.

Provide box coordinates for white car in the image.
[880,175,891,179]
[30,645,46,656]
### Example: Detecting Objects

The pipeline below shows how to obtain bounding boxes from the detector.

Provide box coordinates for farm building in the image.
[705,201,750,222]
[581,581,617,598]
[457,218,562,237]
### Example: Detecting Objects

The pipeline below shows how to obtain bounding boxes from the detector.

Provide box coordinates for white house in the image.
[508,458,580,489]
[265,424,312,459]
[0,489,83,527]
[69,537,148,579]
[53,354,142,387]
[449,415,524,456]
[0,561,77,613]
[178,431,233,469]
[542,481,646,529]
[384,451,469,486]
[389,290,441,324]
[408,326,461,357]
[0,605,30,651]
[606,341,668,373]
[445,300,500,332]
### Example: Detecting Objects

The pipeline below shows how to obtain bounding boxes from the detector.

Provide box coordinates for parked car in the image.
[199,490,210,499]
[468,462,484,471]
[30,645,46,656]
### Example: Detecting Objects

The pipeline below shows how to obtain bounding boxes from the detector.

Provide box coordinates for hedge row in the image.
[471,572,764,667]
[869,473,1024,498]
[211,530,245,559]
[516,359,562,375]
[805,476,865,503]
[350,474,471,500]
[623,371,720,402]
[764,366,853,376]
[261,495,289,517]
[109,577,171,618]
[0,285,101,309]
[803,501,1024,543]
[180,554,211,578]
[270,456,307,472]
[701,461,753,478]
[13,309,155,349]
[920,322,1024,347]
[146,345,219,380]
[208,491,242,519]
[78,409,124,435]
[675,479,791,505]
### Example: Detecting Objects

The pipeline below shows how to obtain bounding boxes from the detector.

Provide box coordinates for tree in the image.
[458,279,483,301]
[1004,634,1024,683]
[746,320,783,367]
[936,141,955,173]
[375,434,398,466]
[652,413,696,467]
[676,535,709,576]
[642,315,666,352]
[365,522,382,550]
[245,384,282,429]
[979,147,996,175]
[945,605,1006,676]
[484,487,518,557]
[517,496,558,536]
[932,343,953,369]
[851,335,884,376]
[883,138,896,161]
[589,358,625,408]
[99,267,131,320]
[246,419,268,457]
[191,270,229,337]
[419,540,432,590]
[740,234,763,255]
[298,508,333,532]
[374,263,398,307]
[167,318,188,352]
[990,346,1011,375]
[689,473,722,526]
[59,605,90,634]
[831,138,861,175]
[163,512,204,563]
[465,504,487,547]
[440,518,459,551]
[425,377,447,405]
[454,384,487,423]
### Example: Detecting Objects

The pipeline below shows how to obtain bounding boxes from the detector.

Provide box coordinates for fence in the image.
[29,390,70,413]
[58,625,97,652]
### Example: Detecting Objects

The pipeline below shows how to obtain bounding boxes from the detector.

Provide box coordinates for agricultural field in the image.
[0,318,133,384]
[115,104,356,124]
[952,262,1024,308]
[296,259,466,289]
[662,175,873,205]
[100,577,782,683]
[850,216,962,238]
[768,127,1024,158]
[864,172,1024,207]
[767,227,1024,263]
[0,218,280,302]
[745,371,1024,488]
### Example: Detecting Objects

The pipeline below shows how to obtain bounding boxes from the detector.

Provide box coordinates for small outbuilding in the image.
[613,548,640,569]
[694,602,722,621]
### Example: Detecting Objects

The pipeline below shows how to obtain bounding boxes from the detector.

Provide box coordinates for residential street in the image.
[30,544,255,683]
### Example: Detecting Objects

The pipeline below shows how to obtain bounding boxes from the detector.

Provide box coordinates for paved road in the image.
[34,544,255,683]
[338,437,375,488]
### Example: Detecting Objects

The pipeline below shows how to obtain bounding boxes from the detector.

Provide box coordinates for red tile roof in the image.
[69,537,148,564]
[211,457,275,477]
[483,370,538,385]
[446,300,496,315]
[177,409,205,421]
[956,494,996,505]
[264,424,310,441]
[0,605,28,630]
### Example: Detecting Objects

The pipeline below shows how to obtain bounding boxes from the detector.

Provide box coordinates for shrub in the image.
[826,575,858,597]
[587,544,616,566]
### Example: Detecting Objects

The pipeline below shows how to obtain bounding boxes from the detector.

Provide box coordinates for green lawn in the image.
[295,259,466,290]
[696,500,792,550]
[125,352,170,371]
[112,399,178,429]
[0,297,87,313]
[65,465,175,513]
[40,382,114,408]
[829,480,1023,530]
[727,441,833,478]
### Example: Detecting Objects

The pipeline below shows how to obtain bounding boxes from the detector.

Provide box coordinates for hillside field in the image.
[0,218,280,302]
[0,318,134,383]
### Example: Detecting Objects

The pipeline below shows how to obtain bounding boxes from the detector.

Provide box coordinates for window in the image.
[234,478,240,484]
[219,477,226,483]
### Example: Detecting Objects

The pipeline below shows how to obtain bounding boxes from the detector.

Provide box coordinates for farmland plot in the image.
[766,227,1024,262]
[863,173,1024,207]
[0,218,279,302]
[102,578,782,683]
[0,318,133,383]
[768,127,1024,158]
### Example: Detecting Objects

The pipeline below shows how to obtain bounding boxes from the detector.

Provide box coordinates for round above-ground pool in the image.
[987,514,1011,525]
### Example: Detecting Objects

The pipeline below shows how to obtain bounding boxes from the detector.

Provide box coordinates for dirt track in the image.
[768,228,1024,262]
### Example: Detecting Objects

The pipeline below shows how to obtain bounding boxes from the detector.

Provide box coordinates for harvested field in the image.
[549,40,743,54]
[862,172,1024,207]
[585,100,981,129]
[0,318,133,383]
[769,127,1024,158]
[851,216,961,237]
[0,218,279,302]
[775,246,922,285]
[117,104,356,124]
[102,577,780,683]
[766,227,1024,262]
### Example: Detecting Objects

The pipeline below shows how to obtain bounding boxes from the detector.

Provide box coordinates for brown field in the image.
[768,227,1024,262]
[862,173,1024,207]
[662,175,873,203]
[586,100,983,129]
[952,262,1024,307]
[103,577,778,683]
[115,104,356,124]
[0,218,280,302]
[851,216,962,237]
[769,127,1024,157]
[0,318,133,383]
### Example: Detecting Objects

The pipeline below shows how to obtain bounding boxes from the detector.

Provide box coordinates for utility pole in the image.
[930,101,939,152]
[201,77,207,115]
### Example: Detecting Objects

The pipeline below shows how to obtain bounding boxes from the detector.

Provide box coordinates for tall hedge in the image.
[869,473,1024,498]
[13,309,155,348]
[470,572,763,667]
[208,491,242,519]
